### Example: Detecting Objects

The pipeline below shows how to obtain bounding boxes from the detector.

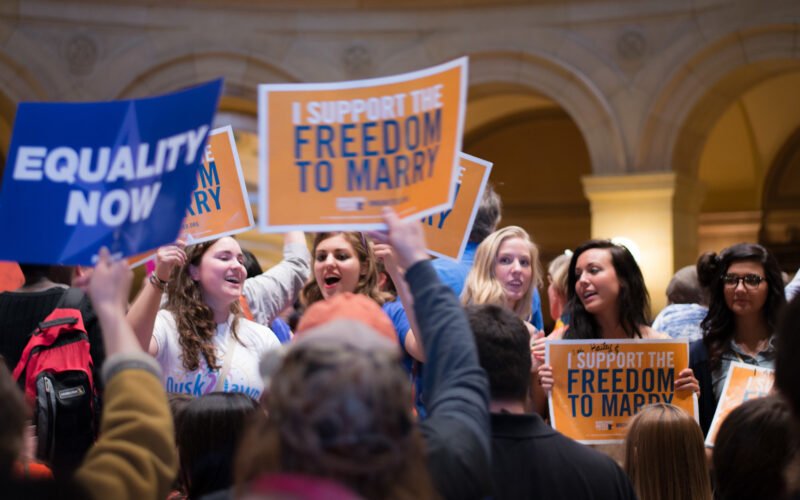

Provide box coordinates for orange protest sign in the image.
[182,125,254,243]
[546,339,696,444]
[705,362,774,447]
[0,261,24,292]
[258,58,468,231]
[126,125,253,268]
[422,153,492,260]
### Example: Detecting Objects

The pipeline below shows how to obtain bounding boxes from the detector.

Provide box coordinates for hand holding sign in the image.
[371,208,429,271]
[155,239,187,283]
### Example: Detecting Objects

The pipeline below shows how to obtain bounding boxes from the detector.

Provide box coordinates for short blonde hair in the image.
[624,403,711,500]
[462,226,542,321]
[547,252,571,299]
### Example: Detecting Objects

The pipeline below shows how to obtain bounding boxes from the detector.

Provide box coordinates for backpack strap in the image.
[55,287,86,312]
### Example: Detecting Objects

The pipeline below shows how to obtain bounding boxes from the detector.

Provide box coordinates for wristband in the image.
[149,273,168,291]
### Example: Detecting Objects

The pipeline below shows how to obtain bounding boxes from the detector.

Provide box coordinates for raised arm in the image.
[126,242,185,355]
[374,243,426,362]
[372,209,491,500]
[243,231,310,326]
[74,248,177,500]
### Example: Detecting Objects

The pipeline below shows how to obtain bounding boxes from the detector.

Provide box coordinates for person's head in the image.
[775,295,800,495]
[295,292,398,344]
[241,248,264,279]
[178,392,260,499]
[665,265,707,306]
[18,264,73,287]
[624,404,711,500]
[547,252,572,323]
[468,182,502,244]
[565,240,650,339]
[776,295,800,418]
[697,243,785,370]
[165,237,245,371]
[463,226,541,321]
[467,304,531,404]
[0,359,27,474]
[235,320,435,499]
[712,395,796,500]
[301,232,385,306]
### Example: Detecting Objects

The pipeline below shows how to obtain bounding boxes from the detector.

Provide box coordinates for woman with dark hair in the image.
[691,242,786,434]
[535,240,698,401]
[128,237,281,400]
[176,392,259,499]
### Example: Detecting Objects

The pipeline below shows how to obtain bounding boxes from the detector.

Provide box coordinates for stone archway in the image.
[467,51,626,176]
[761,126,800,270]
[638,24,800,177]
[115,51,299,100]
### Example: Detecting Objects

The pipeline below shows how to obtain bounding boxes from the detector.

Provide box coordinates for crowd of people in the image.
[1,186,799,499]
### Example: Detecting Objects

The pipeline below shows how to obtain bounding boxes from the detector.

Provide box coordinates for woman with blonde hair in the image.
[462,226,542,335]
[546,251,572,331]
[624,403,711,500]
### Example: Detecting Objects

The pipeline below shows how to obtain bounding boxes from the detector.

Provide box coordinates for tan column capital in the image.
[580,172,705,314]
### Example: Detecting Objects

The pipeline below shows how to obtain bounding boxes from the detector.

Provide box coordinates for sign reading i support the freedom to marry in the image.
[0,80,222,266]
[258,57,467,231]
[547,339,697,444]
[127,125,254,268]
[181,125,254,243]
[705,362,774,447]
[422,153,492,261]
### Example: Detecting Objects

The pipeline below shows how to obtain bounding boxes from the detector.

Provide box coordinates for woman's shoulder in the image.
[640,325,670,340]
[236,316,281,346]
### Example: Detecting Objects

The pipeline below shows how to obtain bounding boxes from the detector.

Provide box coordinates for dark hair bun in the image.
[696,252,719,288]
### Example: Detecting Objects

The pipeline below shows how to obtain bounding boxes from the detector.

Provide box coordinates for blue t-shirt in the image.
[431,241,544,330]
[382,299,426,418]
[269,317,293,344]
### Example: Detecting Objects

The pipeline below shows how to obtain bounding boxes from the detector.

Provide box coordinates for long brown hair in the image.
[624,403,711,500]
[301,232,389,307]
[164,239,242,371]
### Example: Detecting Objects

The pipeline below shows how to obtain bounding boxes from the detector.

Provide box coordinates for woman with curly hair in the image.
[128,237,281,400]
[691,242,786,434]
[462,226,543,336]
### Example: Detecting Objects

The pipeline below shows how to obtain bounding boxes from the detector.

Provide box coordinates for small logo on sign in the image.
[595,420,613,431]
[336,197,366,212]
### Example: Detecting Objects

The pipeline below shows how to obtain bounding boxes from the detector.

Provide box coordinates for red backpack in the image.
[12,288,99,476]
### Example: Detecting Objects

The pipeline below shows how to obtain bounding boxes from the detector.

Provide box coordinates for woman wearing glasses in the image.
[691,243,787,435]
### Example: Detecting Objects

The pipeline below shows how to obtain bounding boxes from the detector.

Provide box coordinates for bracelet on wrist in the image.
[149,273,168,291]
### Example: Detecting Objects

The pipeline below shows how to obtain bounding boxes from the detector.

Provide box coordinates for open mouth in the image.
[225,276,241,284]
[324,276,341,286]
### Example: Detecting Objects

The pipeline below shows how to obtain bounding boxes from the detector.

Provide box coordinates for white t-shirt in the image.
[153,310,280,400]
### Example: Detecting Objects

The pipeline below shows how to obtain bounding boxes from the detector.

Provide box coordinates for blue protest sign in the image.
[0,79,222,265]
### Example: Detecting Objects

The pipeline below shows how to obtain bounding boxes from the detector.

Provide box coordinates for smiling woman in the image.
[462,226,542,330]
[127,236,282,400]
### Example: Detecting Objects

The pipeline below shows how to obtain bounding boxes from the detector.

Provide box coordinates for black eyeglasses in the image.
[722,273,765,289]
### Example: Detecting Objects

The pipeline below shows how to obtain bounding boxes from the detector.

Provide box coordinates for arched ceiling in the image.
[698,70,800,213]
